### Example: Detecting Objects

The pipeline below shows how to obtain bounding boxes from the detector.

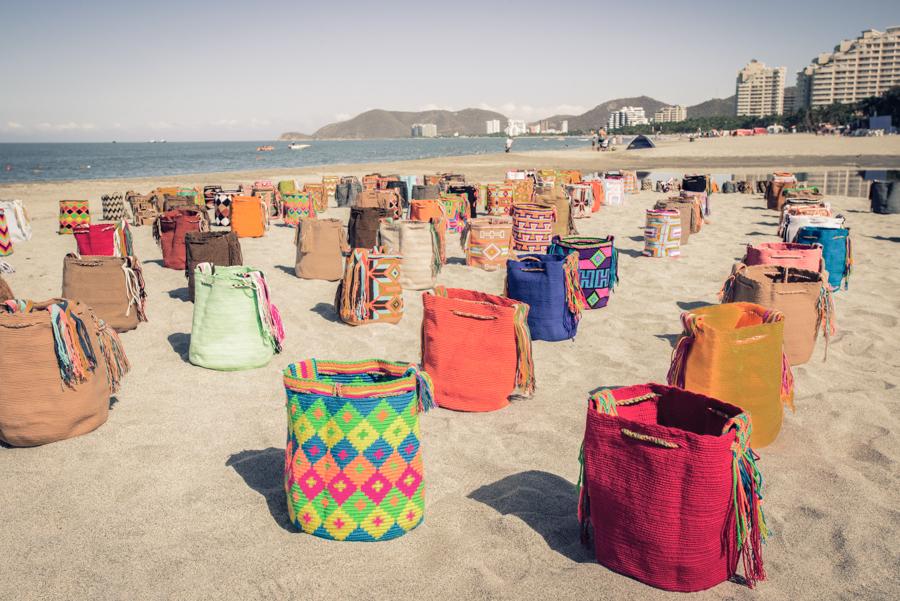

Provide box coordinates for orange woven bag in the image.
[230,196,266,238]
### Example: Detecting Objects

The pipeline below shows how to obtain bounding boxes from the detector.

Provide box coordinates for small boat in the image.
[288,143,309,150]
[257,145,274,152]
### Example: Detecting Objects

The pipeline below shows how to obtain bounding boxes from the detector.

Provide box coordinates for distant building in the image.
[561,120,569,133]
[735,60,785,117]
[485,119,501,134]
[505,119,527,137]
[411,123,437,138]
[653,105,687,123]
[796,27,900,109]
[607,106,649,130]
[783,87,798,114]
[527,124,541,134]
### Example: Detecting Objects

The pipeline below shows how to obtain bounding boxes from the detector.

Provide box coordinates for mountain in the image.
[309,108,508,139]
[685,96,736,118]
[541,96,671,132]
[539,95,739,130]
[278,131,313,140]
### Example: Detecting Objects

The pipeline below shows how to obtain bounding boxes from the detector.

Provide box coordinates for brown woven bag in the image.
[534,188,576,238]
[62,254,147,332]
[721,264,835,365]
[295,218,349,281]
[654,200,692,245]
[0,299,130,446]
[184,231,243,301]
[0,274,12,302]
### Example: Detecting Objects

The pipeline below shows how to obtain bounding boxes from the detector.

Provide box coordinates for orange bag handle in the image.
[451,310,497,320]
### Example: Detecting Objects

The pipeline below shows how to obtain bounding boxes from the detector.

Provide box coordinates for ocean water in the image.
[0,137,590,184]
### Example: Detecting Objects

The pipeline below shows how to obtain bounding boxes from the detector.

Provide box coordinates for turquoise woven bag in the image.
[189,264,284,370]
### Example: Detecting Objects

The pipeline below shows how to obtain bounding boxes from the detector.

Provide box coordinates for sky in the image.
[1,0,898,142]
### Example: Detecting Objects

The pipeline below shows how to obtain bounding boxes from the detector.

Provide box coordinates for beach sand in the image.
[0,135,898,600]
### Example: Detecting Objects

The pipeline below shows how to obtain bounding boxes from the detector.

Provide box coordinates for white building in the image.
[653,105,687,123]
[485,119,501,134]
[411,123,438,138]
[561,120,569,133]
[796,27,900,109]
[505,120,527,137]
[735,60,786,117]
[607,106,649,130]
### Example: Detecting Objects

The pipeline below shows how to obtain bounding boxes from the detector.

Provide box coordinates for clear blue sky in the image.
[1,0,898,141]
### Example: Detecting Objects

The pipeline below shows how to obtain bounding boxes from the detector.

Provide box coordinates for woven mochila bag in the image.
[721,264,835,365]
[305,183,327,213]
[0,263,12,301]
[335,177,361,208]
[578,383,768,591]
[0,199,33,242]
[667,302,794,448]
[486,183,516,216]
[602,176,625,206]
[511,203,556,254]
[251,182,279,219]
[184,231,243,301]
[203,185,222,208]
[154,208,205,270]
[348,207,389,250]
[566,184,594,219]
[653,200,691,245]
[505,253,586,342]
[62,254,148,332]
[680,189,710,217]
[795,226,852,291]
[461,216,512,271]
[534,188,575,239]
[101,194,126,221]
[73,221,134,257]
[781,214,844,244]
[778,201,833,238]
[509,178,534,205]
[278,180,297,195]
[59,200,90,234]
[409,200,447,265]
[230,195,267,238]
[411,184,440,200]
[283,359,434,541]
[322,175,339,199]
[189,265,284,370]
[295,218,349,281]
[743,242,823,273]
[548,236,617,309]
[282,193,316,226]
[643,209,682,257]
[378,220,441,290]
[0,298,130,446]
[765,173,797,210]
[0,209,11,256]
[335,248,403,326]
[421,287,534,412]
[439,193,468,233]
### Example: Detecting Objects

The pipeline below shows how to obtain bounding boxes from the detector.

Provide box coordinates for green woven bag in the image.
[189,264,285,370]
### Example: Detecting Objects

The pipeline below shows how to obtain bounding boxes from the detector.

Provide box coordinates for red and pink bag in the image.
[579,383,767,592]
[743,242,822,272]
[73,221,134,257]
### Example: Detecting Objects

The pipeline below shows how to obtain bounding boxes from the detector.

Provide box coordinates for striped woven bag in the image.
[643,209,682,257]
[667,302,794,448]
[283,359,434,541]
[578,384,768,591]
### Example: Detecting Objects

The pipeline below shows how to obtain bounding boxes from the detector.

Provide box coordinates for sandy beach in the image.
[1,135,898,600]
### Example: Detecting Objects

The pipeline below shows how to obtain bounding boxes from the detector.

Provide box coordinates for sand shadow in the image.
[311,302,341,323]
[677,300,713,311]
[226,448,293,532]
[617,248,645,258]
[167,332,191,362]
[274,265,296,276]
[143,259,165,267]
[168,287,190,302]
[755,221,778,227]
[742,206,768,211]
[109,396,120,410]
[445,257,467,266]
[869,235,900,243]
[467,470,595,563]
[654,333,682,348]
[745,231,770,237]
[627,235,644,242]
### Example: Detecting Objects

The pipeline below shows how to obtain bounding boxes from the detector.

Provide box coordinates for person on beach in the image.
[505,137,513,153]
[597,128,608,151]
[590,130,597,150]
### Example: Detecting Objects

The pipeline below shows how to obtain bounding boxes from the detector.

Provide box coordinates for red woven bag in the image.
[154,209,204,270]
[579,383,767,592]
[421,287,534,412]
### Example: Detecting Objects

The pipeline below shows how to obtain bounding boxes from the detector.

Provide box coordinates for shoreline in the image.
[1,135,898,190]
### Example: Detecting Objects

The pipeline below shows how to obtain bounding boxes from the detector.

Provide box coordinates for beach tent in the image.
[626,135,655,150]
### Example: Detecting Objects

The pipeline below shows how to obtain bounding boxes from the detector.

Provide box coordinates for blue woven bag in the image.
[505,253,585,342]
[794,226,851,291]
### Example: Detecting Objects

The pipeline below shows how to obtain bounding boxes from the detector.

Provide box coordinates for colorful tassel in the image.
[815,284,837,360]
[562,252,587,322]
[667,312,700,388]
[512,303,536,396]
[404,364,435,413]
[94,319,131,393]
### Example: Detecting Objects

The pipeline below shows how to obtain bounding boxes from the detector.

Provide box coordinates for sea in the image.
[0,137,592,184]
